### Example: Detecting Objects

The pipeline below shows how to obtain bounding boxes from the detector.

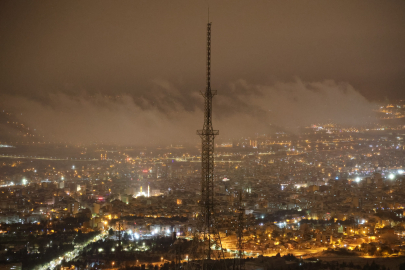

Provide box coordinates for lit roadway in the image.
[36,232,385,269]
[36,230,108,270]
[0,154,99,161]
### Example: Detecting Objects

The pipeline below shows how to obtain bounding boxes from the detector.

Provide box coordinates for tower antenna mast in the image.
[197,19,223,268]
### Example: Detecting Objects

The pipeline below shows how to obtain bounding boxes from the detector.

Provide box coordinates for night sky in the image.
[0,1,404,145]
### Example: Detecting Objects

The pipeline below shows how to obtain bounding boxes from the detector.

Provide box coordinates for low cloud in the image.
[0,79,377,145]
[220,79,377,129]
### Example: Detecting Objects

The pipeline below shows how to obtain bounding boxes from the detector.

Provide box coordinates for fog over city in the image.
[1,79,377,145]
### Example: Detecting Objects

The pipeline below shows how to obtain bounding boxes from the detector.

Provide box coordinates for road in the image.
[36,230,107,270]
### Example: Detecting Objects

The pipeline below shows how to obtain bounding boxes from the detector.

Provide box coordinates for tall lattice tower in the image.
[237,189,245,270]
[197,21,223,266]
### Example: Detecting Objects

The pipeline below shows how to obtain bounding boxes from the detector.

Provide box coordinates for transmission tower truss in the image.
[194,22,225,269]
[237,189,245,270]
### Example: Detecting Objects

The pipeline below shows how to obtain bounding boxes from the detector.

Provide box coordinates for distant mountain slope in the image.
[0,110,44,143]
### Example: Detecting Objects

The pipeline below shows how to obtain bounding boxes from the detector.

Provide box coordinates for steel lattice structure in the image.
[196,22,222,265]
[237,189,245,270]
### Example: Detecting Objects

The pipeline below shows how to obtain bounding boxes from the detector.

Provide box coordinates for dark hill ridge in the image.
[0,110,44,143]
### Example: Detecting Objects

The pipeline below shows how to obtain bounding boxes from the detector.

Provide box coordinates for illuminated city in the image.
[1,1,405,270]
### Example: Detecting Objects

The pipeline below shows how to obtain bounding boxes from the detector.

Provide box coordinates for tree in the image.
[271,230,280,239]
[369,261,379,270]
[109,228,114,236]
